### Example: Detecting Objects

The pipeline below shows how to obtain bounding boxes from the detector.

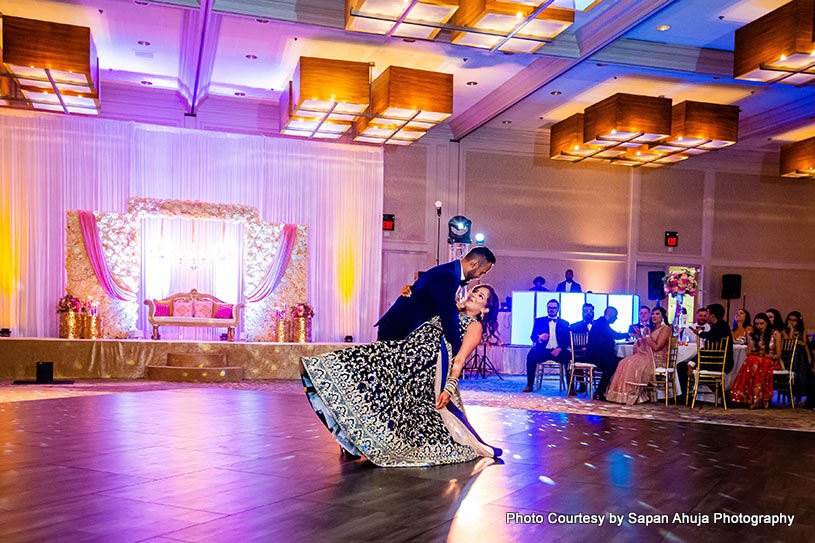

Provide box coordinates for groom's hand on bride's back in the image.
[400,284,413,297]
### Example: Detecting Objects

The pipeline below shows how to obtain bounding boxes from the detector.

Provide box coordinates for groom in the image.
[376,247,496,355]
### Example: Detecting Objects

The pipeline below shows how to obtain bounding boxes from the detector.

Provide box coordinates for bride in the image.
[300,284,502,467]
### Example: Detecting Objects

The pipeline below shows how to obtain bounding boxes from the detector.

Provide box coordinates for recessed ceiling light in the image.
[403,38,416,43]
[502,51,514,56]
[502,120,512,125]
[466,81,478,86]
[137,40,150,46]
[245,54,257,60]
[550,90,562,95]
[140,80,153,86]
[656,24,670,31]
[256,18,269,23]
[234,92,246,96]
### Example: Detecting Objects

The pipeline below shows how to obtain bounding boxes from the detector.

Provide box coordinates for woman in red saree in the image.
[730,313,782,408]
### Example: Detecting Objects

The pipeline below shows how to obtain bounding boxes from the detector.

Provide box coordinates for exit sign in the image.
[383,214,395,231]
[665,231,678,247]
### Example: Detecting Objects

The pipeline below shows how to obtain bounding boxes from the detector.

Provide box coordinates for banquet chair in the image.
[689,337,730,409]
[534,357,565,392]
[774,338,798,408]
[566,331,593,398]
[624,335,678,406]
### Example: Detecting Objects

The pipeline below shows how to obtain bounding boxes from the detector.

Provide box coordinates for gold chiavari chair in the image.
[624,334,678,406]
[689,337,730,409]
[567,331,593,398]
[774,338,798,408]
[535,358,565,392]
[654,335,679,405]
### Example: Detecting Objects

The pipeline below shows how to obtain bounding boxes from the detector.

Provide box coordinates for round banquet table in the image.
[615,342,748,402]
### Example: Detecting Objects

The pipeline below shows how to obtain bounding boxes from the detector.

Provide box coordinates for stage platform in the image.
[0,337,357,380]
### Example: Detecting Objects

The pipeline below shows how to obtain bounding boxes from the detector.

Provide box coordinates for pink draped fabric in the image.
[78,210,137,301]
[245,224,297,303]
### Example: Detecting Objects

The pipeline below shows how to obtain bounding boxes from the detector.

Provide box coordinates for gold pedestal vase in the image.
[58,311,82,339]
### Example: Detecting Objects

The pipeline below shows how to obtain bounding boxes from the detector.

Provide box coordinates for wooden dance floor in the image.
[0,386,812,541]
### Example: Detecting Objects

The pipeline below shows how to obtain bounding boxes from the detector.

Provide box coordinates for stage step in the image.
[166,353,227,368]
[146,365,243,383]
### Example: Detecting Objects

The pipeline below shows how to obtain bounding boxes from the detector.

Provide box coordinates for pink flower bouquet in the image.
[57,295,84,313]
[663,271,698,297]
[291,303,314,319]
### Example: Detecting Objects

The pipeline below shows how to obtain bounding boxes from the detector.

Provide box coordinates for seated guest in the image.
[731,313,781,408]
[586,306,629,400]
[782,311,812,403]
[530,276,549,292]
[731,308,752,344]
[676,303,733,403]
[686,307,710,343]
[556,269,582,292]
[606,307,671,405]
[765,308,785,333]
[628,306,651,338]
[570,303,595,334]
[523,299,570,393]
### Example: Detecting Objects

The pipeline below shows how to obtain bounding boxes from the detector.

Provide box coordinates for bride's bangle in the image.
[444,376,459,396]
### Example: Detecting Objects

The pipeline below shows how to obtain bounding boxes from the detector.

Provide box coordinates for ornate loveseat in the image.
[144,289,244,341]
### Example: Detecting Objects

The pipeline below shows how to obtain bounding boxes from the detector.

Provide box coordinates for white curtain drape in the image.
[0,110,383,341]
[139,217,245,341]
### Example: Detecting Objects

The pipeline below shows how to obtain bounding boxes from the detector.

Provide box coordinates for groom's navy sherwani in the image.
[375,260,463,355]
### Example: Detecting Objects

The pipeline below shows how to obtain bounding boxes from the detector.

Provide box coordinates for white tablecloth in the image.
[484,344,530,375]
[615,342,748,401]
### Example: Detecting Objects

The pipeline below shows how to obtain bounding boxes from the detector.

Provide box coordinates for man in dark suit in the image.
[587,306,629,400]
[523,299,571,393]
[676,303,734,403]
[556,269,582,293]
[376,247,496,357]
[569,303,595,334]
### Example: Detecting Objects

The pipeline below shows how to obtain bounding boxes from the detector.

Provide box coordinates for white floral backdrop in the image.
[65,198,308,340]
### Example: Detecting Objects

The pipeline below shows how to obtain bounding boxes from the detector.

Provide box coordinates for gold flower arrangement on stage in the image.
[65,198,308,340]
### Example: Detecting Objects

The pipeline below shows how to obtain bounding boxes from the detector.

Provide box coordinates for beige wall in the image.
[639,167,705,255]
[380,130,815,335]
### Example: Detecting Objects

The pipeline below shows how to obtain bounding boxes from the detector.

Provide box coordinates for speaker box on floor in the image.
[721,274,742,300]
[647,271,666,300]
[36,362,54,383]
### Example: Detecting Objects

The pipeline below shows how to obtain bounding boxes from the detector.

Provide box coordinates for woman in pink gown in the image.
[606,307,671,405]
[730,313,782,409]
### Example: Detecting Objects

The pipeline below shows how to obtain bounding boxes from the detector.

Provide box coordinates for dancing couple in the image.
[300,247,503,467]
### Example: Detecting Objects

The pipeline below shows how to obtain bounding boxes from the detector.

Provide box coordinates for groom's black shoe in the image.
[522,386,533,393]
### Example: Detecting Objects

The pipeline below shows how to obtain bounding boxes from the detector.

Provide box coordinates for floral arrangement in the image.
[273,304,288,320]
[291,303,314,319]
[663,270,698,297]
[57,295,85,313]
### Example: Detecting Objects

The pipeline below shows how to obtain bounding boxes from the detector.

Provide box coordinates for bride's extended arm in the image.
[435,321,483,409]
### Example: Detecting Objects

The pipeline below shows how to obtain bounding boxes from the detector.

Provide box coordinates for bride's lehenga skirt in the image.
[301,318,501,467]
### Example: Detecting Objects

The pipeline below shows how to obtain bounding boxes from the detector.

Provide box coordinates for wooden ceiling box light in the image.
[355,65,452,145]
[279,57,371,139]
[646,100,739,164]
[346,0,460,40]
[780,136,815,177]
[734,0,815,84]
[0,14,99,115]
[581,93,671,166]
[450,0,574,53]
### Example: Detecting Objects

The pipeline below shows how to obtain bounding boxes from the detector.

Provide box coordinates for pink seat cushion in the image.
[172,300,193,318]
[193,300,213,318]
[213,303,233,319]
[154,301,171,317]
